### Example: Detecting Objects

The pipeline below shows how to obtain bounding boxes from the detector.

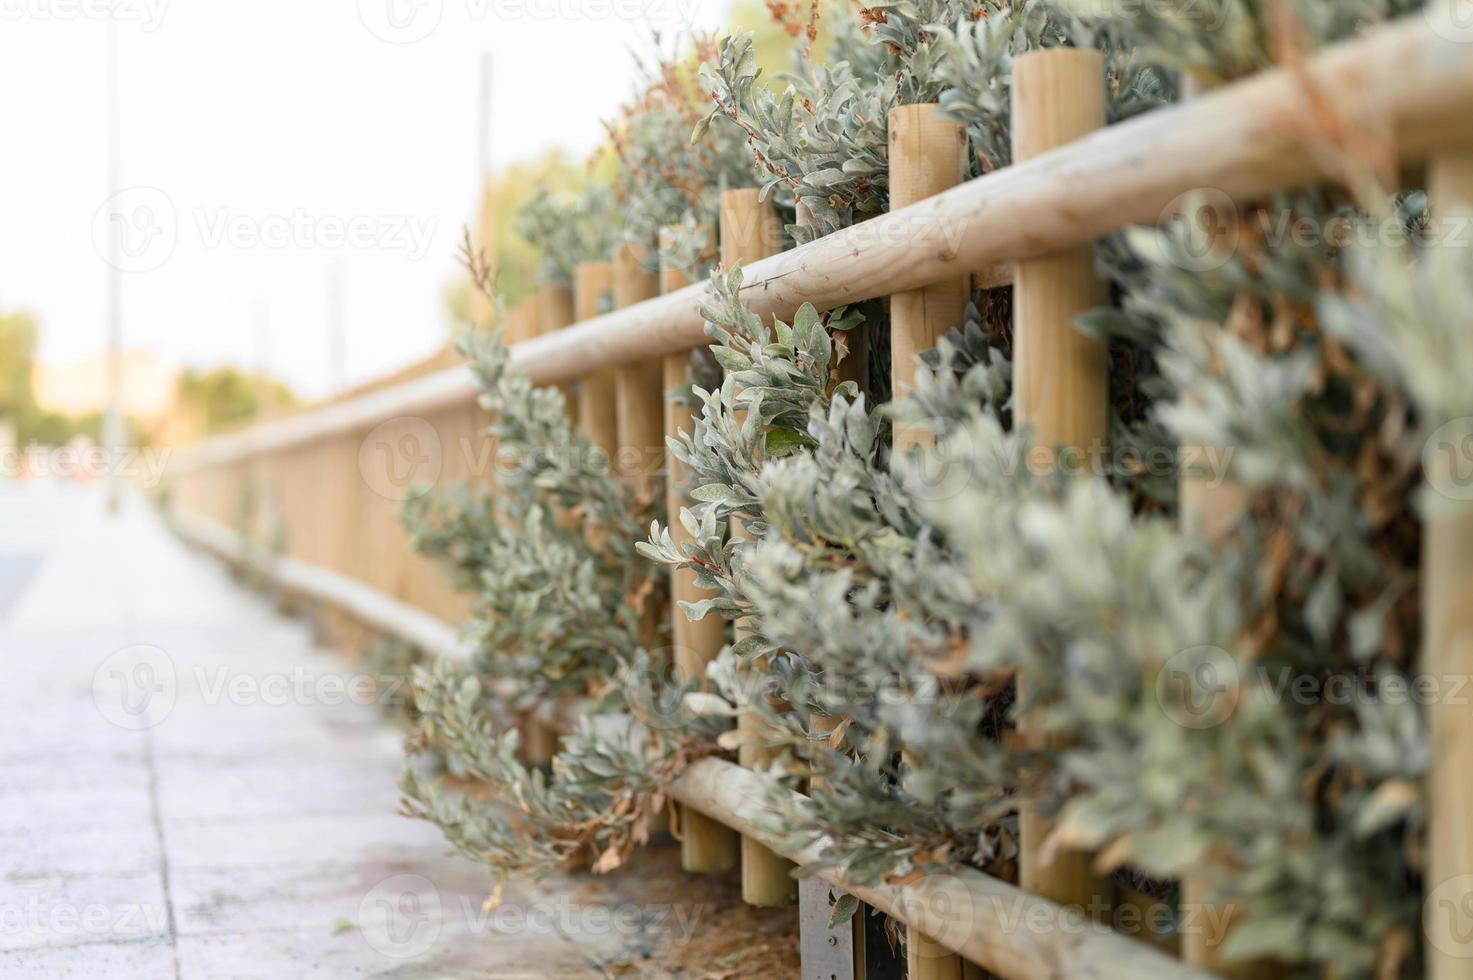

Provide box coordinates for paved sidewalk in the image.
[0,486,603,978]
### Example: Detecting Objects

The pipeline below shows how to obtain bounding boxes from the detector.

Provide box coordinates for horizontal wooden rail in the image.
[170,509,471,662]
[671,758,1214,980]
[170,13,1473,475]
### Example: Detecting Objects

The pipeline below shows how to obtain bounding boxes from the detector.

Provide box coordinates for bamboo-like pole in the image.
[515,278,577,760]
[612,244,664,497]
[719,188,797,908]
[522,280,579,765]
[612,241,671,836]
[574,262,618,462]
[887,102,979,980]
[537,281,577,423]
[889,103,970,449]
[671,757,1218,980]
[469,182,498,329]
[1011,48,1112,914]
[1424,147,1473,980]
[502,294,540,346]
[659,226,741,874]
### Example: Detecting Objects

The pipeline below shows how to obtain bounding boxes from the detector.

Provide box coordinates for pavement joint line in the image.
[143,720,183,980]
[0,935,173,956]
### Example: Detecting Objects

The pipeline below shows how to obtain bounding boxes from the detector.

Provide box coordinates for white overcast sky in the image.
[0,0,724,400]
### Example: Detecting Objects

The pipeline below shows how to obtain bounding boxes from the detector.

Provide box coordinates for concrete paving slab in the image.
[1,486,800,978]
[0,872,169,951]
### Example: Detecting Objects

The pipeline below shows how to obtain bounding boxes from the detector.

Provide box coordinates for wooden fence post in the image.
[659,225,741,875]
[523,259,615,765]
[612,243,664,498]
[1010,48,1113,916]
[720,188,798,908]
[574,261,618,462]
[538,282,577,422]
[1424,147,1473,979]
[469,182,498,329]
[502,294,540,346]
[888,102,980,980]
[613,240,671,835]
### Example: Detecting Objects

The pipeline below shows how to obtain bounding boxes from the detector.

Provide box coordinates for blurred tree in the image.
[730,0,840,80]
[447,147,591,328]
[176,367,295,435]
[0,311,37,421]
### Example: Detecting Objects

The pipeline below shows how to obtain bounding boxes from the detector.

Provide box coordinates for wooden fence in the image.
[164,16,1473,980]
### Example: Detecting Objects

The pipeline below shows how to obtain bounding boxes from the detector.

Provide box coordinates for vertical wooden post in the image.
[889,104,970,454]
[1424,148,1473,980]
[660,226,740,873]
[612,241,671,835]
[537,282,577,422]
[502,294,539,347]
[719,189,797,908]
[612,244,665,497]
[469,182,498,329]
[524,259,614,763]
[574,262,618,464]
[887,102,978,980]
[1010,49,1112,915]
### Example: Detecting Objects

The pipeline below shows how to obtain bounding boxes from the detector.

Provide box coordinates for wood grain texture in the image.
[658,226,741,875]
[1010,48,1112,915]
[1425,146,1473,980]
[574,261,618,461]
[719,190,797,908]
